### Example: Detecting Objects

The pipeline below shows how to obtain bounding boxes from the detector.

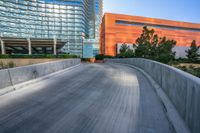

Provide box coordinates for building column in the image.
[27,38,32,55]
[0,38,5,55]
[53,37,57,55]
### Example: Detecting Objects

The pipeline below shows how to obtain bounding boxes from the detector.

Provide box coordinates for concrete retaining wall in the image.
[0,69,12,89]
[106,58,200,133]
[0,59,64,67]
[0,59,80,93]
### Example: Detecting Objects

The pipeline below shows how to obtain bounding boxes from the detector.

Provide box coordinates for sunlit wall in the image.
[0,0,102,56]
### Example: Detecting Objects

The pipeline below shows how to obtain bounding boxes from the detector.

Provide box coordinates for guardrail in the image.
[106,58,200,133]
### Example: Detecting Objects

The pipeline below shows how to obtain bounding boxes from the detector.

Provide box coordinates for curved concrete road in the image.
[0,63,175,133]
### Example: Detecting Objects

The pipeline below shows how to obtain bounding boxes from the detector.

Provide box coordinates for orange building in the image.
[100,13,200,57]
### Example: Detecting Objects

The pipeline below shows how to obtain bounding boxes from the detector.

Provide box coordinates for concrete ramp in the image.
[0,63,175,133]
[107,58,200,133]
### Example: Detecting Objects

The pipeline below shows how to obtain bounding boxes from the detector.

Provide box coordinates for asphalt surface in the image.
[0,63,175,133]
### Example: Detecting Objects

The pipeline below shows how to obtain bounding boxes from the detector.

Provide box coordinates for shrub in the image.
[0,61,6,69]
[156,53,175,64]
[95,54,104,60]
[0,61,16,69]
[104,55,114,58]
[81,58,91,62]
[185,40,200,62]
[168,60,180,66]
[7,61,16,68]
[118,44,135,58]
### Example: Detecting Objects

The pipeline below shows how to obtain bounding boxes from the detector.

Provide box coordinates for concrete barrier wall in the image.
[0,59,64,67]
[0,69,12,89]
[0,59,80,91]
[106,58,200,133]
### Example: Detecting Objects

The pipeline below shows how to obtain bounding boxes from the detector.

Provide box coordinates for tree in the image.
[120,43,129,54]
[134,26,176,63]
[118,43,134,58]
[186,40,200,62]
[156,37,176,63]
[134,26,158,58]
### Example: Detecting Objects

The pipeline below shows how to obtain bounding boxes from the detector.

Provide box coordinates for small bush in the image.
[185,40,200,62]
[0,61,16,69]
[118,44,135,58]
[156,54,175,64]
[103,55,113,58]
[81,58,91,62]
[95,54,114,60]
[95,54,104,60]
[168,60,179,65]
[0,61,5,69]
[8,61,16,68]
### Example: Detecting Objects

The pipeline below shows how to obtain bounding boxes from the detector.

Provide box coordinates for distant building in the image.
[100,13,200,58]
[0,0,103,57]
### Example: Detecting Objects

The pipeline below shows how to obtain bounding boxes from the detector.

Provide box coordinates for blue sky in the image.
[104,0,200,23]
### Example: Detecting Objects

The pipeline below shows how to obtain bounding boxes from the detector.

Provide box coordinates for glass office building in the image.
[0,0,103,56]
[83,0,103,58]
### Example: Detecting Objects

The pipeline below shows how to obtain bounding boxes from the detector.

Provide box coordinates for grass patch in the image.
[174,64,200,78]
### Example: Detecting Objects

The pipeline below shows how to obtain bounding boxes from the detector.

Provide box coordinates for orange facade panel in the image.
[100,13,200,56]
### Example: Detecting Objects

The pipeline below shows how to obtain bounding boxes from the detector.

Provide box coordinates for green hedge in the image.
[95,54,114,60]
[95,54,104,60]
[0,54,79,59]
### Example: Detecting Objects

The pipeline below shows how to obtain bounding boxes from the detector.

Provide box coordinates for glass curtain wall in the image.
[83,0,103,57]
[0,0,90,55]
[93,0,103,55]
